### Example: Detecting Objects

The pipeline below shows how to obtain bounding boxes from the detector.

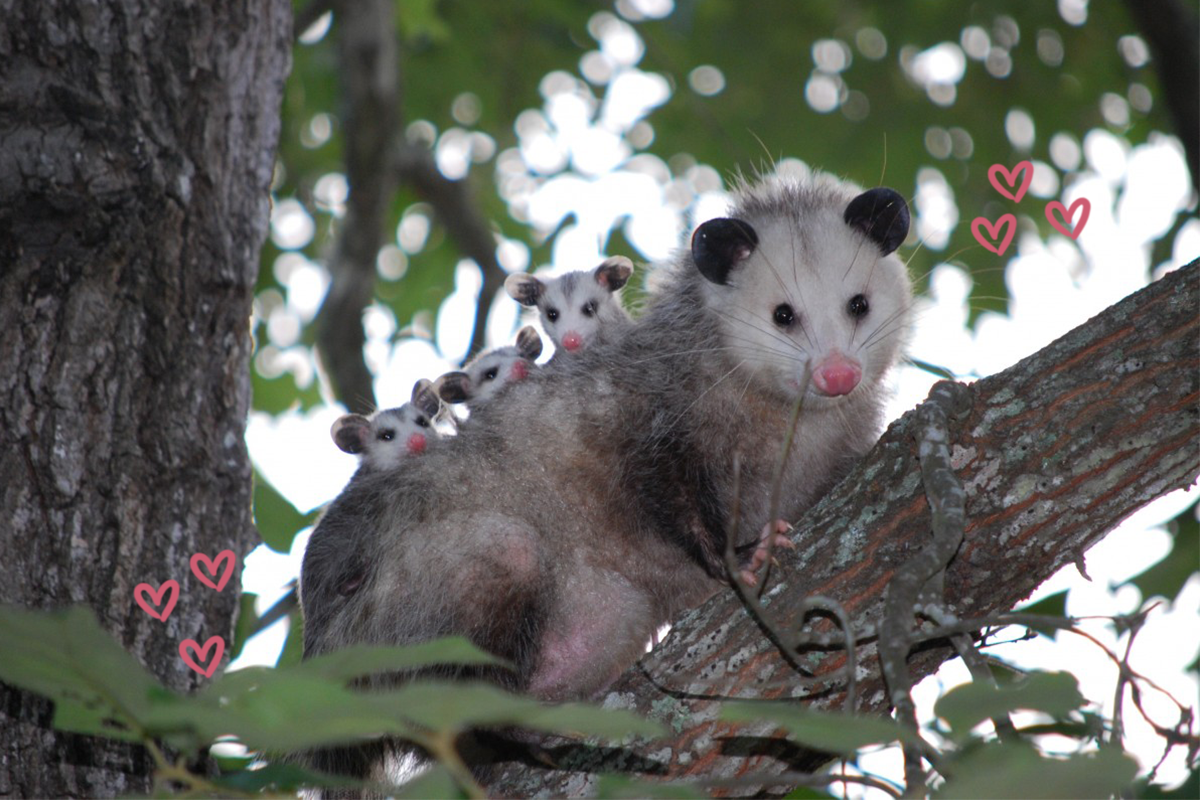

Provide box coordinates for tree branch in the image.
[489,259,1200,795]
[394,143,508,364]
[314,0,398,415]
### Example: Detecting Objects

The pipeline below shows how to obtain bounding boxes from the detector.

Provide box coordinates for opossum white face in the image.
[331,379,443,471]
[692,183,912,408]
[435,326,542,407]
[505,257,633,354]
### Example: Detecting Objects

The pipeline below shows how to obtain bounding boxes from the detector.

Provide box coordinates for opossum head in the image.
[691,176,912,408]
[505,256,634,354]
[435,326,543,407]
[331,379,442,470]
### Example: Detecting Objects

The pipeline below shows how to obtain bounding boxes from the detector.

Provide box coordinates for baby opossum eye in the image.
[546,308,560,323]
[377,428,395,441]
[483,367,499,381]
[415,416,430,428]
[847,294,870,318]
[581,300,597,318]
[772,303,796,328]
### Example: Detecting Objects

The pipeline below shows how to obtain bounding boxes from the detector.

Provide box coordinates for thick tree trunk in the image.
[0,1,290,796]
[490,259,1200,796]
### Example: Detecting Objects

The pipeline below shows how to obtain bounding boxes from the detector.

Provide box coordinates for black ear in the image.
[434,372,472,404]
[843,188,909,255]
[504,273,544,307]
[331,414,370,454]
[594,256,633,292]
[691,218,758,285]
[411,378,442,417]
[516,326,543,360]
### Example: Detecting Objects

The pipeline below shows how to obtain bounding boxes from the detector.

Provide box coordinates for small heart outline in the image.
[971,214,1017,256]
[988,161,1033,203]
[1045,198,1091,239]
[190,550,235,592]
[179,636,225,678]
[134,580,179,622]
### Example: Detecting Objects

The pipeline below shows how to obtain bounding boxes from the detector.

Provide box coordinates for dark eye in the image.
[581,301,597,318]
[546,308,559,323]
[416,416,429,428]
[772,304,795,328]
[484,367,499,381]
[377,428,395,441]
[847,294,869,318]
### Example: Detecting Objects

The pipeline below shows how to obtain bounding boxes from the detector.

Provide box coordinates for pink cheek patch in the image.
[510,360,529,381]
[561,332,583,352]
[407,433,427,455]
[812,355,862,397]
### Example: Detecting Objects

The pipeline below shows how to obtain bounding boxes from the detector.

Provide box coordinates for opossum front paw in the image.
[738,519,795,587]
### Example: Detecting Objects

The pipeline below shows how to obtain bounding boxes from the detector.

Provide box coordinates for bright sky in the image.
[239,3,1199,793]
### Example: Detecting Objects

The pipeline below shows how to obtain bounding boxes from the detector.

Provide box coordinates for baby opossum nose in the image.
[561,332,583,352]
[510,360,529,381]
[407,433,427,454]
[812,354,862,397]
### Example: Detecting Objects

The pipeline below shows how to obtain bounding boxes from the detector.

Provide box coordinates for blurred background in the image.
[236,0,1198,794]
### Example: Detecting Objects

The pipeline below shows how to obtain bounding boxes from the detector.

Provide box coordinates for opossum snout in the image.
[561,332,583,352]
[812,354,862,397]
[510,360,529,381]
[407,432,427,454]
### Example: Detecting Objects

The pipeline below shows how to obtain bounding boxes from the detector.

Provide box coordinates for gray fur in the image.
[504,256,635,354]
[301,172,912,779]
[433,326,543,409]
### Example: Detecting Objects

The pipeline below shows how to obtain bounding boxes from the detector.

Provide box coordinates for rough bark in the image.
[0,1,290,796]
[489,259,1200,796]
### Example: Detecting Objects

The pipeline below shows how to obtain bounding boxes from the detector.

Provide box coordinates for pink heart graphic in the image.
[988,161,1033,203]
[179,636,225,678]
[134,580,179,622]
[1045,198,1091,239]
[190,550,235,592]
[971,214,1017,256]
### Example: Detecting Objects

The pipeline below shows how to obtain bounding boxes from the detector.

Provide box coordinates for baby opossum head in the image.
[505,256,634,354]
[435,325,543,407]
[331,379,443,470]
[691,175,912,408]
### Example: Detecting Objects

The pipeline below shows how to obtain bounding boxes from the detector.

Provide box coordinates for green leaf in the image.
[1124,501,1200,604]
[936,741,1138,799]
[934,671,1085,742]
[276,605,305,668]
[721,702,914,756]
[393,765,465,799]
[211,760,342,794]
[0,605,161,742]
[253,470,318,553]
[229,592,260,661]
[374,681,664,740]
[1013,590,1069,639]
[290,638,507,682]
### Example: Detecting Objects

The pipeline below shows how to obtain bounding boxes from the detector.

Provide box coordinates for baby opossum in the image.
[300,172,911,780]
[330,379,444,471]
[504,256,634,354]
[434,326,543,408]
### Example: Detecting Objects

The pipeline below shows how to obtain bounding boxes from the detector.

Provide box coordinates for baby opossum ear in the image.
[691,218,759,285]
[411,378,443,417]
[594,256,634,292]
[504,273,544,307]
[331,414,371,454]
[434,372,472,404]
[843,188,909,256]
[516,325,543,360]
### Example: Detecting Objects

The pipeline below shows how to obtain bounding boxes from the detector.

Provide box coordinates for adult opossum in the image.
[300,171,911,778]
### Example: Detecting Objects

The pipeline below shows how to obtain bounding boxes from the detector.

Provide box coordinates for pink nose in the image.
[406,433,427,454]
[812,354,862,397]
[561,332,582,352]
[510,360,529,381]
